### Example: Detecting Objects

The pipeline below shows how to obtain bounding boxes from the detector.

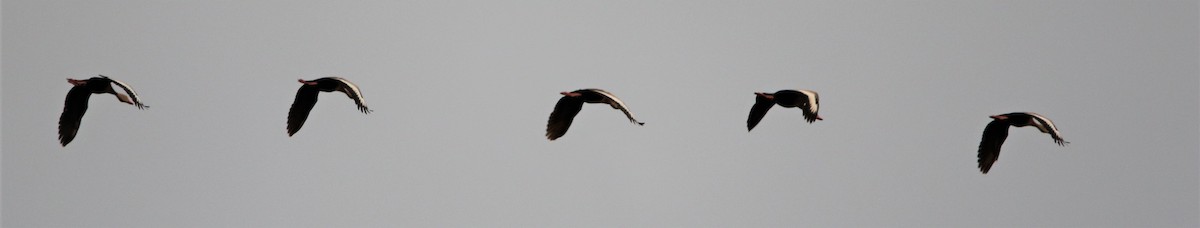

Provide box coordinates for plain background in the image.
[3,0,1198,227]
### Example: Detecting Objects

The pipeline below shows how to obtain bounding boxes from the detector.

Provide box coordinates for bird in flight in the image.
[287,77,372,136]
[747,89,822,131]
[58,75,148,146]
[546,88,644,140]
[977,112,1069,174]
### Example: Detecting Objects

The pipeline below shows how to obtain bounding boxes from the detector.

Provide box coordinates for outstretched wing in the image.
[587,89,644,125]
[59,86,93,146]
[797,90,820,123]
[103,76,147,109]
[330,77,371,114]
[977,120,1011,174]
[287,85,320,136]
[747,94,774,131]
[546,96,584,140]
[1026,112,1068,146]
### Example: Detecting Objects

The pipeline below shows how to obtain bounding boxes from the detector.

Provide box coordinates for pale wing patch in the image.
[798,89,819,113]
[588,89,629,111]
[115,93,133,104]
[332,77,367,104]
[1026,112,1066,144]
[586,88,643,124]
[1026,112,1058,134]
[104,76,147,109]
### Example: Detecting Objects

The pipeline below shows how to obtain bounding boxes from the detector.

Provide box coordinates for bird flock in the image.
[58,75,1069,174]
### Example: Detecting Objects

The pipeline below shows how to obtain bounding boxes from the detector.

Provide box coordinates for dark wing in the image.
[331,77,371,113]
[287,85,320,136]
[747,94,774,131]
[105,76,148,109]
[59,86,93,146]
[546,96,584,140]
[977,120,1011,174]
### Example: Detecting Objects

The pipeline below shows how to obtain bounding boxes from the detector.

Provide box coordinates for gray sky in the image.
[3,0,1197,227]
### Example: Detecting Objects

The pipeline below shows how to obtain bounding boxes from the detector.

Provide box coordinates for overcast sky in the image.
[3,0,1197,227]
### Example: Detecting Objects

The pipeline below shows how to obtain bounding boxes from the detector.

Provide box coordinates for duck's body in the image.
[58,75,147,146]
[287,77,371,136]
[747,89,822,131]
[545,89,644,140]
[977,112,1069,174]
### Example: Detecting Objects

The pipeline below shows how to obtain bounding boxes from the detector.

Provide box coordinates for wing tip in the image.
[1054,138,1069,146]
[58,133,73,146]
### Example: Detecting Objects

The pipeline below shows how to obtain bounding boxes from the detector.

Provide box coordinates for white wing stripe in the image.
[588,89,638,120]
[105,76,146,108]
[1027,112,1062,137]
[332,77,367,104]
[798,89,819,113]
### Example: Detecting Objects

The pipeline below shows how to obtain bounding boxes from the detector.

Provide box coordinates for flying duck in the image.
[546,89,644,140]
[58,75,148,146]
[747,89,822,131]
[287,77,372,136]
[977,112,1069,174]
